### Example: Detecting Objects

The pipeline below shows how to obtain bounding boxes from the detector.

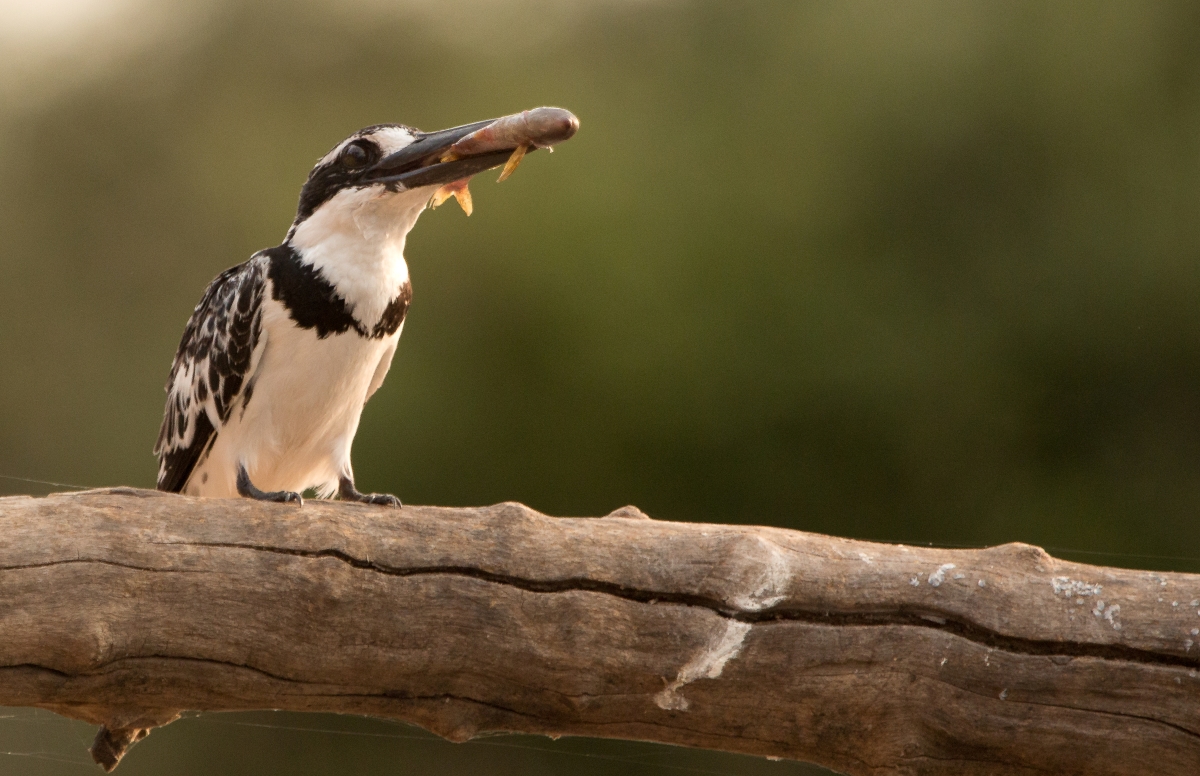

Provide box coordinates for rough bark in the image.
[0,488,1198,774]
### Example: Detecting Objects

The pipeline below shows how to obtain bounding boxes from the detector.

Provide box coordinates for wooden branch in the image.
[1,489,1198,774]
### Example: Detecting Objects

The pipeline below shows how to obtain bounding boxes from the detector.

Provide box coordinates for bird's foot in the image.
[339,476,402,508]
[236,465,303,506]
[257,489,304,505]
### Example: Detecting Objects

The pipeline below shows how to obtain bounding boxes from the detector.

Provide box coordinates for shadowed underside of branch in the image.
[0,488,1198,774]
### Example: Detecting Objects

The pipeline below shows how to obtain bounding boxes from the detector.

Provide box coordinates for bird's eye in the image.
[341,144,369,169]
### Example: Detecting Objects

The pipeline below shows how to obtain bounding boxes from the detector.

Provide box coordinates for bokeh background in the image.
[2,0,1199,773]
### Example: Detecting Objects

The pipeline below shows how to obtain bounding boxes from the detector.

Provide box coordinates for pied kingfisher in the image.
[154,108,579,506]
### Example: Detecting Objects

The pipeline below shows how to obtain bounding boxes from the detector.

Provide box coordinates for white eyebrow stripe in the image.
[368,126,419,156]
[315,126,418,168]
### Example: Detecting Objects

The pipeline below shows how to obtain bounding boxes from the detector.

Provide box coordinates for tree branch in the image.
[1,488,1198,774]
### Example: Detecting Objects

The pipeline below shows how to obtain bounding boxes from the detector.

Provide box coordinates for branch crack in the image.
[168,540,1200,673]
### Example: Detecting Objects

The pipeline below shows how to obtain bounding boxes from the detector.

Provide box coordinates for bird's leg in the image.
[236,464,303,505]
[338,475,402,508]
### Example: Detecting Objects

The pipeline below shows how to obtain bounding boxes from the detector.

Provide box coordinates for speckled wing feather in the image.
[154,255,268,492]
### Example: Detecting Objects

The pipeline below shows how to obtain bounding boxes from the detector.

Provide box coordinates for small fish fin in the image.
[497,144,529,182]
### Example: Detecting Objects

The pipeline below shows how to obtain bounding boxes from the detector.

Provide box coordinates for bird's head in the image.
[287,108,578,249]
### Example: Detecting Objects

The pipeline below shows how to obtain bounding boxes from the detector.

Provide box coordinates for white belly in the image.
[187,296,400,498]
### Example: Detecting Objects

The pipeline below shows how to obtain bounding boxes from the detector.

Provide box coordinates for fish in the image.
[441,107,580,181]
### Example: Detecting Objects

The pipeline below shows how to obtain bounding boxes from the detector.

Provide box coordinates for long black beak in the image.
[362,120,510,189]
[361,107,579,190]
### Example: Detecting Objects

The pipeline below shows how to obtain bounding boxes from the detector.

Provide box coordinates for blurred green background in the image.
[1,0,1199,773]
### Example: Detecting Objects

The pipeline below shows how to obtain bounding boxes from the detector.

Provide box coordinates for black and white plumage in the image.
[154,112,577,505]
[155,255,267,495]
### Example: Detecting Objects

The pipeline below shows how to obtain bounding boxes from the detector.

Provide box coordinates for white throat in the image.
[288,185,430,329]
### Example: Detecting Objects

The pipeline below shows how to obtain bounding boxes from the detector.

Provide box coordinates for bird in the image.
[154,108,579,506]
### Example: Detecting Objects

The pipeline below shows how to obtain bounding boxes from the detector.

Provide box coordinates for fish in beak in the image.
[363,107,580,215]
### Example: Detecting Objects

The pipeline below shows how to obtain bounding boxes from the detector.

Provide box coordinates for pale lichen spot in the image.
[1052,577,1102,598]
[928,563,956,587]
[1091,600,1121,629]
[1104,604,1121,630]
[730,538,791,611]
[654,621,752,712]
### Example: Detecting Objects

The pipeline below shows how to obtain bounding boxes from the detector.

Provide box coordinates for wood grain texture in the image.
[1,488,1198,774]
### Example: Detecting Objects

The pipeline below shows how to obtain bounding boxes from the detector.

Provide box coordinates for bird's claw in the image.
[257,489,303,505]
[338,476,401,508]
[361,493,402,508]
[236,464,303,505]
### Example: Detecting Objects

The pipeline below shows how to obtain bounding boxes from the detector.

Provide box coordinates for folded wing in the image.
[155,255,268,493]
